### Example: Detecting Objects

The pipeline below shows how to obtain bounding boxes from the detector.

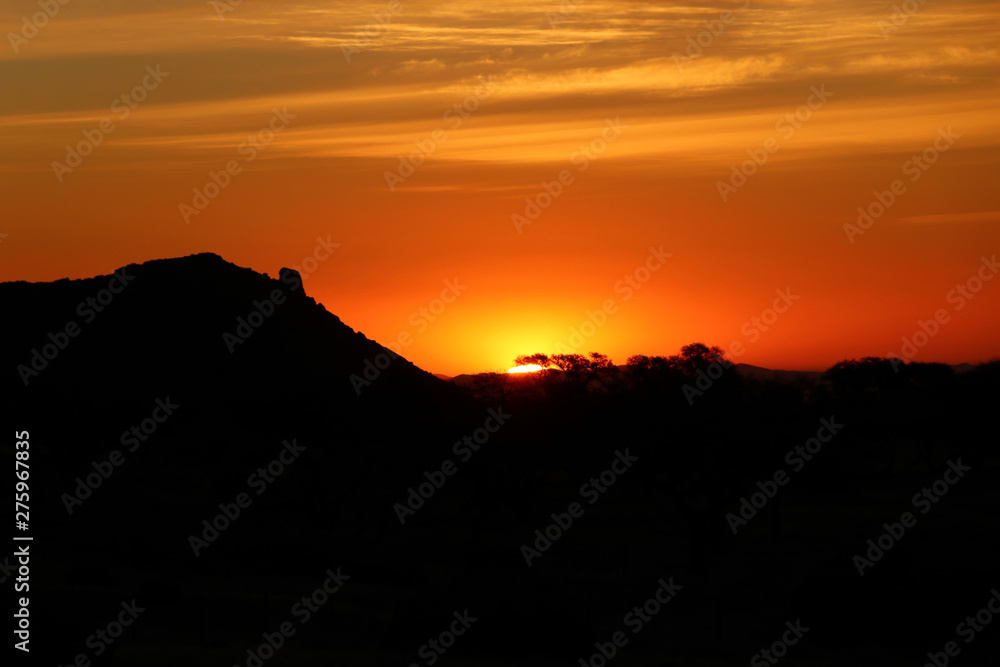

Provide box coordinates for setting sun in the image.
[3,0,999,376]
[5,0,1000,661]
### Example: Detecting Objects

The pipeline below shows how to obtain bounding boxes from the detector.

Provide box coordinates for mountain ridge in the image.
[2,252,477,452]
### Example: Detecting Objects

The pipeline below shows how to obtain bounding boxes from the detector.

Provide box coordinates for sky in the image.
[2,0,999,375]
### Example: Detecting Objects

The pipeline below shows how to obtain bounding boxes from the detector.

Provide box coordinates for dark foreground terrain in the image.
[3,254,998,666]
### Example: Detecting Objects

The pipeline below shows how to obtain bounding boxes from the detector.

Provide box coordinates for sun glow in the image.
[507,364,544,374]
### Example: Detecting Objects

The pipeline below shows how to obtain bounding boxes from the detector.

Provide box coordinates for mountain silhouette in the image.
[3,254,998,666]
[4,252,457,404]
[2,253,485,664]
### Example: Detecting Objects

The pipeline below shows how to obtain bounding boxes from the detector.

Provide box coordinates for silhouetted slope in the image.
[4,253,476,436]
[5,253,448,399]
[3,257,998,666]
[3,252,486,512]
[1,253,483,663]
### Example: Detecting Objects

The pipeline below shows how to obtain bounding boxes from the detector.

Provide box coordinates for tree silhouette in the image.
[470,370,512,405]
[673,342,730,376]
[513,353,552,369]
[626,354,686,394]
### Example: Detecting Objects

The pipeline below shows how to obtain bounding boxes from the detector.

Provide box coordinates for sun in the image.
[507,364,544,374]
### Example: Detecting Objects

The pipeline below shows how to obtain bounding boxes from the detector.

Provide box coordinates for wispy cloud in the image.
[2,0,999,173]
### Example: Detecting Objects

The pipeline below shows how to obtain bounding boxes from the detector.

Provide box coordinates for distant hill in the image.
[450,364,823,386]
[449,373,476,386]
[448,362,979,386]
[733,363,824,383]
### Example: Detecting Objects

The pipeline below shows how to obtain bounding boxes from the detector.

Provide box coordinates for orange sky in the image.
[2,0,999,375]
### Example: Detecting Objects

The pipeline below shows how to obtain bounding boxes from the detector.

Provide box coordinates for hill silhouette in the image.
[2,255,998,666]
[2,253,483,664]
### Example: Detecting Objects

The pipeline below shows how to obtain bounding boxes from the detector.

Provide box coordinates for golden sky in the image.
[3,0,999,374]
